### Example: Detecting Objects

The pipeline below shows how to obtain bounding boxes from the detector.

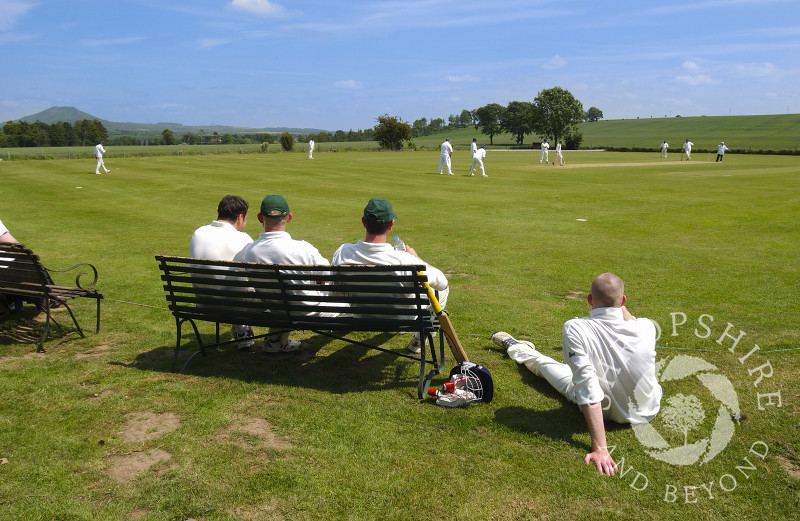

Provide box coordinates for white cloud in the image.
[0,0,35,31]
[542,54,567,70]
[334,80,363,89]
[682,60,701,71]
[229,0,284,16]
[446,74,480,83]
[731,62,776,77]
[197,38,232,49]
[675,74,715,86]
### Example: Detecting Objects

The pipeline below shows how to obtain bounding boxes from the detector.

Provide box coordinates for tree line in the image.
[1,119,109,148]
[373,87,603,150]
[2,86,602,150]
[0,118,379,149]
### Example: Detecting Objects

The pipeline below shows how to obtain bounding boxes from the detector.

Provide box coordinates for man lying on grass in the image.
[493,273,662,476]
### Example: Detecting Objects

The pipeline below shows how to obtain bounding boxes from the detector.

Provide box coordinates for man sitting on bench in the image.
[235,194,334,353]
[189,196,255,349]
[332,197,450,354]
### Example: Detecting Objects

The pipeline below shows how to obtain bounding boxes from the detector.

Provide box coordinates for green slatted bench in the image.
[155,255,445,398]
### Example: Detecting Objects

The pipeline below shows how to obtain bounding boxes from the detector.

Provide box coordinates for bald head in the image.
[590,273,625,308]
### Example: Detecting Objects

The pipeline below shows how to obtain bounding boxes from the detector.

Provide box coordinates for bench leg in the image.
[417,331,441,399]
[95,298,101,334]
[171,318,182,371]
[61,302,86,339]
[37,306,51,353]
[35,300,71,352]
[171,317,205,372]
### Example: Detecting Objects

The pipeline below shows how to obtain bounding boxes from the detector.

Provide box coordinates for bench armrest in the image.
[46,262,100,290]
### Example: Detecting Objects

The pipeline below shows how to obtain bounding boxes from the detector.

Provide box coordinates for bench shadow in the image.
[0,307,76,349]
[493,365,629,452]
[129,331,436,397]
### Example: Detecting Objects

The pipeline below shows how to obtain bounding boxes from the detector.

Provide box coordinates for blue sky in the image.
[2,0,799,131]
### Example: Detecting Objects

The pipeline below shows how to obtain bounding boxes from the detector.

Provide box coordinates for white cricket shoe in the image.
[491,331,536,351]
[407,334,421,354]
[263,336,301,353]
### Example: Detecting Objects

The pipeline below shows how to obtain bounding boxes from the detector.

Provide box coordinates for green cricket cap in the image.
[363,197,397,223]
[260,194,290,217]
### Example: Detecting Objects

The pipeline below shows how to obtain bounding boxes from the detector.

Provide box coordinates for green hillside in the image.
[578,114,800,152]
[413,113,800,153]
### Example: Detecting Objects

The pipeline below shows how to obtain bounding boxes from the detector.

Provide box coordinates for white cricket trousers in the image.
[439,154,452,174]
[506,341,577,404]
[96,157,109,174]
[470,156,485,176]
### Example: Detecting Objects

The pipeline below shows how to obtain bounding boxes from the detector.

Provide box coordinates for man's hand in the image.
[581,402,618,476]
[585,448,618,476]
[620,304,635,320]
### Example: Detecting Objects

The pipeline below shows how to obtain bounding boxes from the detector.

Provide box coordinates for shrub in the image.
[564,131,583,150]
[280,132,294,152]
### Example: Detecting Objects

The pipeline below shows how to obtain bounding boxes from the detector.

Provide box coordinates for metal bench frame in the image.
[156,255,446,398]
[1,243,103,351]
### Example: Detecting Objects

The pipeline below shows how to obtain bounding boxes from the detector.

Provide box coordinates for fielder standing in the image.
[308,139,315,159]
[660,140,669,158]
[555,141,564,166]
[94,141,110,174]
[539,139,550,164]
[469,145,487,177]
[439,138,453,175]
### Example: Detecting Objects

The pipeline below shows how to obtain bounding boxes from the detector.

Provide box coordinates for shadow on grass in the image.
[0,306,79,351]
[128,330,433,397]
[493,365,630,452]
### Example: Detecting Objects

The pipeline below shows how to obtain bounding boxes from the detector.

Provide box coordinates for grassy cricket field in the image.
[1,149,798,520]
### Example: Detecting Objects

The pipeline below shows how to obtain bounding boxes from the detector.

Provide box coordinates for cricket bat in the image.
[421,278,469,363]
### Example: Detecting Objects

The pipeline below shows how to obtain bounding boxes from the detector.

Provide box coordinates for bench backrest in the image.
[156,256,436,332]
[0,243,51,299]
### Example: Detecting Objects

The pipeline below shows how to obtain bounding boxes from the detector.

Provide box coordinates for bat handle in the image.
[420,275,443,314]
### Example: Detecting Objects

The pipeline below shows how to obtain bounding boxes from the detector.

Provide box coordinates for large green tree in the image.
[412,118,429,137]
[459,109,474,127]
[585,106,604,122]
[531,87,584,144]
[75,119,108,146]
[474,103,506,145]
[373,115,412,150]
[161,128,176,145]
[501,101,534,145]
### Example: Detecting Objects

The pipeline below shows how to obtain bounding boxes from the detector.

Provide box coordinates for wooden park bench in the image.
[0,243,103,351]
[155,256,447,398]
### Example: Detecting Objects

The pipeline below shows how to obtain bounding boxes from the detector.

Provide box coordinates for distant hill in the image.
[19,106,100,125]
[14,106,326,136]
